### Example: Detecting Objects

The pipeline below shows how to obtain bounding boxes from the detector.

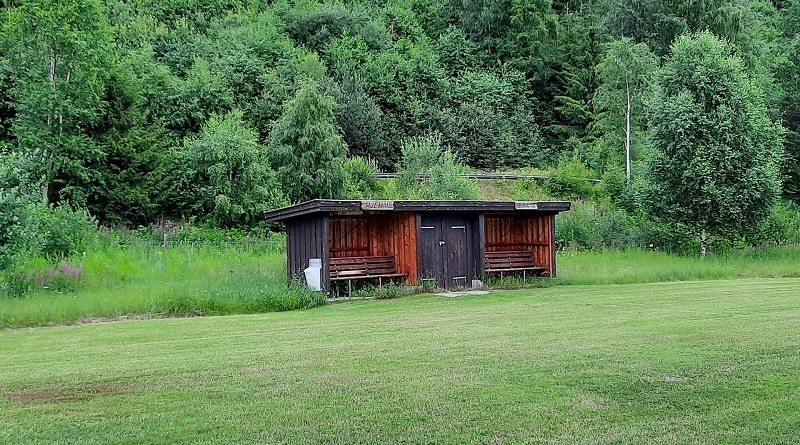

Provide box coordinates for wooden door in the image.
[419,215,471,289]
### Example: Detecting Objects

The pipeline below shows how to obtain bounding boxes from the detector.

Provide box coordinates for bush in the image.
[746,200,800,246]
[343,156,381,199]
[390,134,479,200]
[544,156,598,200]
[36,205,98,260]
[0,190,33,270]
[556,202,696,253]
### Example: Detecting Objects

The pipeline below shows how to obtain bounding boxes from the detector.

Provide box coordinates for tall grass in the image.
[2,229,800,328]
[557,247,800,285]
[0,235,323,328]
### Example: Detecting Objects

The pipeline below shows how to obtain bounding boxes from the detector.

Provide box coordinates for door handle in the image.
[439,241,445,245]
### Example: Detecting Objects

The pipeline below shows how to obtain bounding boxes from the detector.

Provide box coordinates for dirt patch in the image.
[72,314,166,326]
[5,383,122,405]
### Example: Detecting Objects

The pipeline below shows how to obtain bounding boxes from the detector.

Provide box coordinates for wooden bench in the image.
[329,255,407,296]
[485,250,547,279]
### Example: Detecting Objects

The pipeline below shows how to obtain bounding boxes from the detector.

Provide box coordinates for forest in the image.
[2,0,800,272]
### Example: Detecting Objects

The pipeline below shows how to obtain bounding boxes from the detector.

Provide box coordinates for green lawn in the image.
[2,278,799,444]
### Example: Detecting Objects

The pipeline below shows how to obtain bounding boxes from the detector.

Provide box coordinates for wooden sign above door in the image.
[361,200,395,211]
[514,201,539,210]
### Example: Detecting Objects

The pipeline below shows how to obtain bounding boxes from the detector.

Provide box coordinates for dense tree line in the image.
[0,0,796,245]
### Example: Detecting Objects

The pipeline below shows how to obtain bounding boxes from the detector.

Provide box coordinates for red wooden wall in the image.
[484,214,555,276]
[328,213,419,283]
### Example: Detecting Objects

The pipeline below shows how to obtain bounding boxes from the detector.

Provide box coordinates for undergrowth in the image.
[0,231,324,327]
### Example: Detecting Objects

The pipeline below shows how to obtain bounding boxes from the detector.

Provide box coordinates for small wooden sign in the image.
[514,201,539,210]
[361,200,394,211]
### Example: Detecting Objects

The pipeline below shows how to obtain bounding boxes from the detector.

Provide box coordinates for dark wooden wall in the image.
[485,214,555,276]
[286,216,330,288]
[328,212,419,284]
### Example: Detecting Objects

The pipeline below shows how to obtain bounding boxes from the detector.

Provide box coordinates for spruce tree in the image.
[268,80,348,203]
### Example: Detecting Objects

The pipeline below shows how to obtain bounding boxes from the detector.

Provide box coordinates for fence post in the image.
[163,233,168,249]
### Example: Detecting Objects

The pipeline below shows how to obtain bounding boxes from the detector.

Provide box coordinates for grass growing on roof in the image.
[1,278,799,443]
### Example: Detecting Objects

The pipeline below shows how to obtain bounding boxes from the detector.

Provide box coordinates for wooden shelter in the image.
[265,200,571,291]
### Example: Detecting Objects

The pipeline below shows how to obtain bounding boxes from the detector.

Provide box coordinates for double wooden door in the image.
[419,215,472,289]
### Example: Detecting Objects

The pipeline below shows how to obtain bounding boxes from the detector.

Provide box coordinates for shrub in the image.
[544,156,598,200]
[36,205,98,260]
[0,190,33,270]
[390,134,479,200]
[343,156,381,199]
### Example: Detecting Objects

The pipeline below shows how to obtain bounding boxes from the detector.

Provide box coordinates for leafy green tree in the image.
[268,80,348,203]
[552,6,602,144]
[168,58,234,137]
[324,68,387,161]
[446,0,559,81]
[594,38,658,181]
[601,0,773,62]
[180,110,285,228]
[280,2,387,53]
[647,32,782,255]
[441,70,544,169]
[324,33,451,168]
[5,0,113,204]
[777,0,800,202]
[435,26,479,77]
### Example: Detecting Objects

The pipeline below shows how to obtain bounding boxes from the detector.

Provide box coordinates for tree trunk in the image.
[700,229,708,257]
[625,81,632,183]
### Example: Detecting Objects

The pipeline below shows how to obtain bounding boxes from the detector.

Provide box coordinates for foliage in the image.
[544,156,598,199]
[0,188,33,270]
[5,0,114,204]
[0,191,97,279]
[178,110,285,228]
[647,32,783,252]
[268,80,348,203]
[441,70,544,169]
[777,0,800,203]
[343,156,381,199]
[324,68,386,160]
[0,0,796,239]
[593,38,658,179]
[389,134,478,200]
[279,2,387,52]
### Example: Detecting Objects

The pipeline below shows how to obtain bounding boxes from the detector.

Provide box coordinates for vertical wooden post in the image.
[163,233,168,249]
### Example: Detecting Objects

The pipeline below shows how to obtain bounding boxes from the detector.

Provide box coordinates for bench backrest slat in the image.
[329,255,399,277]
[485,250,536,269]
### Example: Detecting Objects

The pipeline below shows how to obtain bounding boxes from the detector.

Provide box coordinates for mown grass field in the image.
[2,278,799,444]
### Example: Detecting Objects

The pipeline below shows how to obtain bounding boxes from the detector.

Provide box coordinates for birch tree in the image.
[5,0,112,204]
[594,38,657,182]
[647,32,782,256]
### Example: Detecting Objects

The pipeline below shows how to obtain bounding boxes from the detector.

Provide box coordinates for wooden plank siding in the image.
[328,213,418,284]
[286,216,330,287]
[485,214,554,276]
